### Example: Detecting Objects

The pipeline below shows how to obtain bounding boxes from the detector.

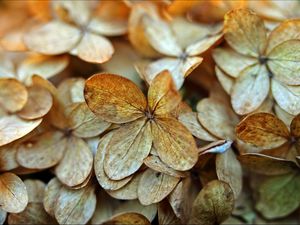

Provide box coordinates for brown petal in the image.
[43,178,63,217]
[231,64,269,115]
[66,103,111,138]
[236,112,289,148]
[84,73,147,123]
[0,78,28,113]
[8,203,57,225]
[54,185,96,225]
[189,180,234,225]
[197,97,238,139]
[0,144,19,171]
[178,112,217,141]
[152,117,198,171]
[147,70,181,115]
[95,132,132,191]
[55,136,93,187]
[0,173,28,213]
[0,116,42,147]
[104,118,152,180]
[291,114,300,138]
[18,85,53,120]
[224,9,267,57]
[24,21,81,55]
[138,168,180,205]
[24,179,45,203]
[216,148,242,199]
[238,153,298,175]
[16,131,66,169]
[158,200,181,225]
[101,213,151,225]
[71,32,114,63]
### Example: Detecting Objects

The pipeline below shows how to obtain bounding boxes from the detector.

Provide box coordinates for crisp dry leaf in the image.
[213,47,257,78]
[144,155,187,178]
[151,117,198,171]
[84,74,146,123]
[189,180,234,225]
[18,85,53,120]
[24,179,45,203]
[224,9,267,57]
[271,79,300,115]
[95,132,132,191]
[0,115,42,147]
[231,64,269,115]
[216,148,243,199]
[137,168,180,205]
[101,213,151,225]
[43,178,63,217]
[17,131,66,169]
[215,66,234,95]
[0,173,28,213]
[71,32,114,63]
[158,200,181,225]
[268,40,300,85]
[24,21,81,55]
[178,112,217,141]
[147,70,181,115]
[17,54,69,82]
[107,173,142,200]
[55,136,93,187]
[197,98,238,139]
[66,103,111,138]
[238,153,298,175]
[104,118,152,180]
[198,140,233,155]
[256,173,300,219]
[8,203,56,225]
[54,185,96,225]
[236,112,289,148]
[0,78,28,113]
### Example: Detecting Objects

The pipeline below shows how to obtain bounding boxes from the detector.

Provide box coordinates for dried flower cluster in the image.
[1,1,300,225]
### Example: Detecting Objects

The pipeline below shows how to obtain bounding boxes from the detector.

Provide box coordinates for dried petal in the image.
[24,179,45,203]
[43,178,63,217]
[0,144,19,171]
[215,66,234,95]
[158,200,181,225]
[198,140,233,155]
[102,213,151,225]
[84,74,146,123]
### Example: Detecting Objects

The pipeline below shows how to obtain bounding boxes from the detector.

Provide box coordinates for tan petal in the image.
[24,21,81,55]
[55,136,93,187]
[158,200,181,225]
[143,16,182,56]
[0,78,28,113]
[18,85,53,120]
[197,97,238,139]
[102,213,151,225]
[138,168,180,205]
[66,103,111,138]
[189,180,234,225]
[95,132,132,191]
[272,79,300,115]
[104,118,152,180]
[215,66,234,95]
[213,47,257,78]
[84,73,147,123]
[198,140,233,155]
[145,57,202,89]
[17,54,68,82]
[236,112,289,148]
[238,153,298,175]
[274,104,294,127]
[231,64,269,115]
[54,185,96,225]
[266,20,300,54]
[216,148,242,199]
[0,209,7,225]
[144,155,187,178]
[57,78,85,107]
[0,144,19,171]
[43,178,63,217]
[88,18,127,36]
[24,179,45,203]
[0,29,27,52]
[147,70,181,115]
[8,203,57,225]
[224,9,267,57]
[178,112,217,141]
[0,116,42,147]
[16,131,66,169]
[71,32,114,63]
[0,173,28,213]
[0,53,15,78]
[152,117,198,171]
[107,173,142,200]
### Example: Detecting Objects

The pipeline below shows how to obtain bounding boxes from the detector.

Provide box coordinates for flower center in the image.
[258,55,268,65]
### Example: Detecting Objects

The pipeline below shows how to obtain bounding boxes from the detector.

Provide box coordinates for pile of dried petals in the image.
[1,1,300,225]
